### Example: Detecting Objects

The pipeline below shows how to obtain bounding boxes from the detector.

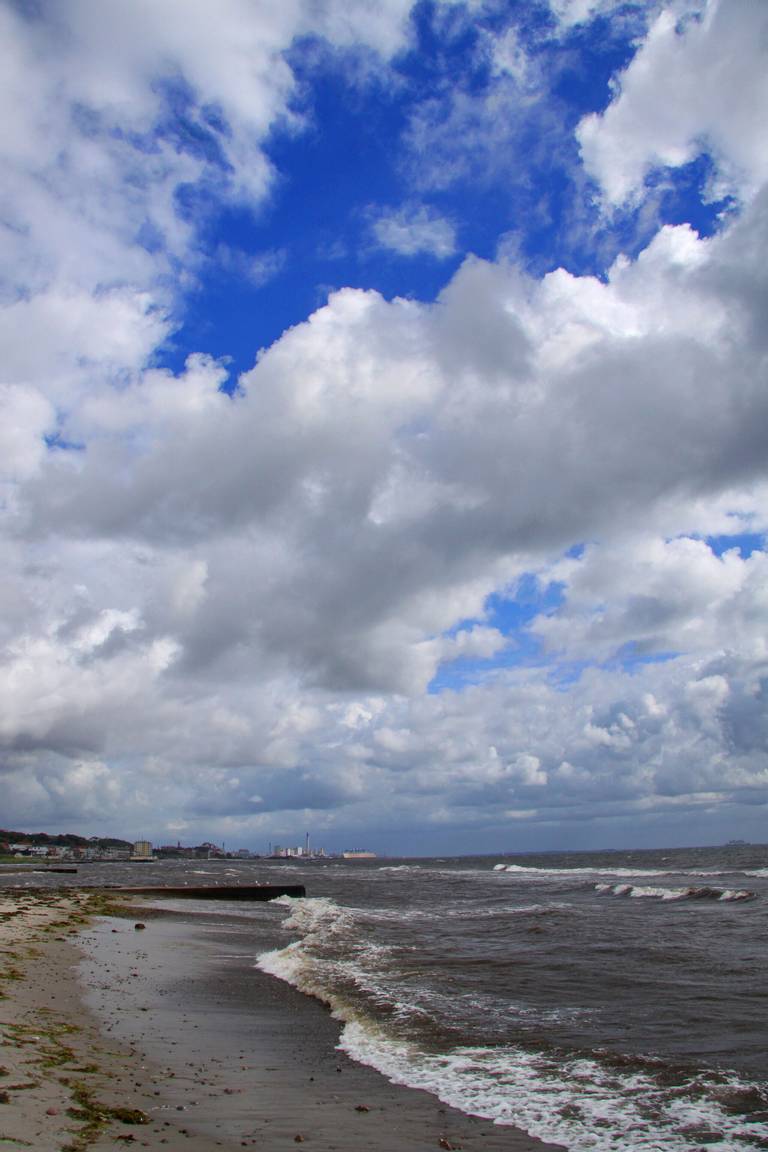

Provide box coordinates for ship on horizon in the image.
[342,849,377,859]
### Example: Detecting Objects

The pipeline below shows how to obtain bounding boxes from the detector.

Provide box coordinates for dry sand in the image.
[1,888,563,1152]
[0,888,223,1151]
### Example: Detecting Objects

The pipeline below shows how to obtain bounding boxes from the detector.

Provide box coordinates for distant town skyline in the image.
[2,825,759,861]
[1,1,767,854]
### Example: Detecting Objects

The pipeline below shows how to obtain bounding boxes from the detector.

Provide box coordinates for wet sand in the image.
[80,906,565,1150]
[2,889,564,1151]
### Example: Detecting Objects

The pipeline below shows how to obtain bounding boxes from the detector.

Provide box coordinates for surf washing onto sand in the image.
[258,844,768,1152]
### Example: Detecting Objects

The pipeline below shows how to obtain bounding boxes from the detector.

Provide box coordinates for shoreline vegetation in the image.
[0,887,561,1152]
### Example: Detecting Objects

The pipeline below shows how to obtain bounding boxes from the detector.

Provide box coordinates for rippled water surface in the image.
[6,844,768,1150]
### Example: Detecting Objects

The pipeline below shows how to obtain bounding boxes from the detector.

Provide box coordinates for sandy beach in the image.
[0,887,563,1152]
[0,888,227,1152]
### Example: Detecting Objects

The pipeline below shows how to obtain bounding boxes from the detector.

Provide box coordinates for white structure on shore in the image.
[269,832,327,859]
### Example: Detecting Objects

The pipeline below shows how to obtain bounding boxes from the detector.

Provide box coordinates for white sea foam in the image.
[268,893,351,936]
[262,895,370,980]
[496,864,676,878]
[258,904,402,1021]
[493,864,763,880]
[630,885,688,899]
[337,1018,767,1152]
[595,883,754,902]
[259,890,766,1151]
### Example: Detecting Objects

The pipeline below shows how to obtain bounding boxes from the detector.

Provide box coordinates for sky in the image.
[1,0,767,855]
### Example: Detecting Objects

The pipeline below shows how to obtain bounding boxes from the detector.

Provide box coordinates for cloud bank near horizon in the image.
[1,0,766,853]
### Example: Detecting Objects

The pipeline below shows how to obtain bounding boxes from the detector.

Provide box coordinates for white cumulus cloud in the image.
[578,0,768,205]
[372,204,457,258]
[0,0,767,847]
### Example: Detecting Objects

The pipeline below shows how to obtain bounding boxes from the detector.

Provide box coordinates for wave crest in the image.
[594,883,755,902]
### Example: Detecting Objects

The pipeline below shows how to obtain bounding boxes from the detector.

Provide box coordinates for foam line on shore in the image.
[77,896,562,1151]
[259,894,768,1152]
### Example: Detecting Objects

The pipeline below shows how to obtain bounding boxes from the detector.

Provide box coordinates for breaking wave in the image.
[259,895,768,1151]
[493,864,756,880]
[494,863,677,877]
[339,1025,768,1152]
[594,883,755,902]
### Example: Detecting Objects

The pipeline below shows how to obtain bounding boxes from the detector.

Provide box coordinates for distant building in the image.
[131,840,154,861]
[198,841,225,858]
[100,846,131,860]
[270,841,326,859]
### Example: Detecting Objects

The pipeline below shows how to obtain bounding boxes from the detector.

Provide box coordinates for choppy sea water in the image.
[6,845,768,1150]
[256,846,768,1152]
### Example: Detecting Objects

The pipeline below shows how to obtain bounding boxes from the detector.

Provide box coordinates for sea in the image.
[5,842,768,1151]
